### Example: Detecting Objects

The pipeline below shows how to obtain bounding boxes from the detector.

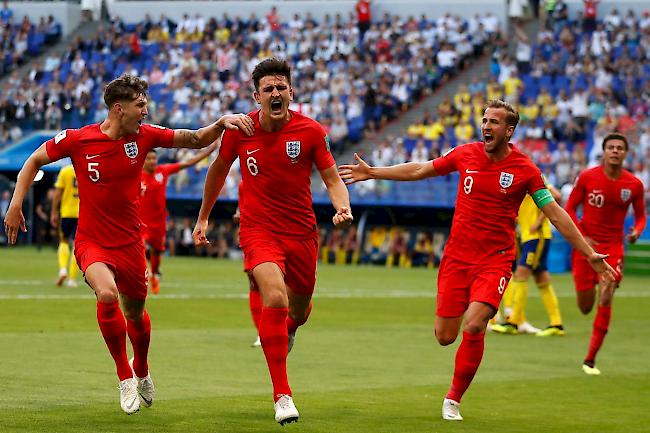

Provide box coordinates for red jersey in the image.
[584,0,597,18]
[219,110,335,238]
[356,0,371,22]
[433,142,547,263]
[565,166,646,244]
[140,163,181,230]
[46,123,175,247]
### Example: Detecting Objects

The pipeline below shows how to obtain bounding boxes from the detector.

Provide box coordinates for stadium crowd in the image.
[364,5,650,201]
[0,8,500,152]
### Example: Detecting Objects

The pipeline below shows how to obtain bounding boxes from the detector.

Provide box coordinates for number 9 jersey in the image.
[45,123,175,248]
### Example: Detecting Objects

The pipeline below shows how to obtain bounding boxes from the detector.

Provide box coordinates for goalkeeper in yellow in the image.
[491,184,565,337]
[50,164,80,287]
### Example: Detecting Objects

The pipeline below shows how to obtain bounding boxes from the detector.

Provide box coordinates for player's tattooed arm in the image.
[174,114,255,149]
[172,129,202,149]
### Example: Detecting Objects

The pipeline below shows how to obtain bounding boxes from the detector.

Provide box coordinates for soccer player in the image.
[50,163,80,287]
[193,58,353,425]
[565,133,646,375]
[3,74,254,414]
[491,184,565,336]
[140,141,217,294]
[339,99,614,421]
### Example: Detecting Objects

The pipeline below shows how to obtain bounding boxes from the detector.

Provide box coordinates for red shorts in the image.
[436,254,513,318]
[572,243,624,292]
[241,231,318,296]
[75,239,148,300]
[143,225,166,252]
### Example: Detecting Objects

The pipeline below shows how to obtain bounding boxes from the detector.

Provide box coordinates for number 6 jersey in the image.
[45,123,174,247]
[219,109,334,238]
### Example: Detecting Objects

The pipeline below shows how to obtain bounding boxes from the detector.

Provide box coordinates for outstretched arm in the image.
[541,200,615,281]
[178,140,219,170]
[192,155,233,245]
[320,164,353,228]
[4,144,52,244]
[338,152,437,184]
[173,114,254,149]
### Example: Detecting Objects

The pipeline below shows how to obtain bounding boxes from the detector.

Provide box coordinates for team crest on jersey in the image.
[155,173,164,183]
[620,188,631,202]
[124,141,138,159]
[499,172,514,188]
[286,141,301,160]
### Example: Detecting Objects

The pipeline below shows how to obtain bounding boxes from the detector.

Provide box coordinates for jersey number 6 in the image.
[246,156,259,176]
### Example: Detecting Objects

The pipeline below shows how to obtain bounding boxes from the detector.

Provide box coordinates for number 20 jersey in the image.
[566,166,645,244]
[46,123,175,248]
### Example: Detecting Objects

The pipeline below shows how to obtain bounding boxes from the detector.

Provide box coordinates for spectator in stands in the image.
[0,0,12,25]
[410,139,429,163]
[582,0,599,33]
[355,0,372,46]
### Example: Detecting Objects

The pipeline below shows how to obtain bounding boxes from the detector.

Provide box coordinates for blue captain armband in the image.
[532,188,554,208]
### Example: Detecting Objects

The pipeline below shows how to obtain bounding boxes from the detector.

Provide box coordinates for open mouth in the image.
[484,133,494,144]
[270,99,283,114]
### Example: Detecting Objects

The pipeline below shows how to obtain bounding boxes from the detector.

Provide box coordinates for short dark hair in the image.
[103,74,148,108]
[251,58,291,91]
[484,99,520,128]
[602,133,628,151]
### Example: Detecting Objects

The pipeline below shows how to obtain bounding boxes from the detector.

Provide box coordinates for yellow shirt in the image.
[422,122,445,140]
[454,123,474,142]
[503,77,523,97]
[518,194,551,242]
[54,165,79,218]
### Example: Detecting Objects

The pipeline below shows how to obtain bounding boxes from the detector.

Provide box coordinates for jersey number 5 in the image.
[88,162,100,182]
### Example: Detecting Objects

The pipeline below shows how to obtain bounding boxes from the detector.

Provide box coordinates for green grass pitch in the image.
[1,247,649,432]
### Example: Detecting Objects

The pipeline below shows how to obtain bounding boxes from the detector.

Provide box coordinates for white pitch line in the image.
[1,291,650,300]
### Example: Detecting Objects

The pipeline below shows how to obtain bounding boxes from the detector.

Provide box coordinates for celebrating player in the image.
[491,184,565,336]
[339,99,614,421]
[3,74,254,414]
[193,58,353,425]
[565,133,646,375]
[50,164,80,287]
[140,141,217,294]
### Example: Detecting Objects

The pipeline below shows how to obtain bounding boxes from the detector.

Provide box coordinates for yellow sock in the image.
[509,280,529,325]
[58,241,70,272]
[68,247,79,280]
[538,282,562,326]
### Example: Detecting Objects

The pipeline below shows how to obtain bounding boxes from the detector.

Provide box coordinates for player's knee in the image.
[578,303,592,315]
[95,286,118,303]
[123,307,144,322]
[263,289,288,308]
[434,328,457,346]
[462,321,486,335]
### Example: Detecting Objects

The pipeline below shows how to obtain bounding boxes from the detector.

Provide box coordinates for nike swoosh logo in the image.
[86,154,100,159]
[246,149,260,155]
[126,397,137,410]
[139,392,152,405]
[465,169,479,173]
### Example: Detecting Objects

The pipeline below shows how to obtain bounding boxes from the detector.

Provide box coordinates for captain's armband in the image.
[532,188,554,208]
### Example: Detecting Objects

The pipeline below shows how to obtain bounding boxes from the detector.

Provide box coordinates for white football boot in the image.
[129,357,155,407]
[118,377,140,414]
[274,394,299,425]
[442,398,463,421]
